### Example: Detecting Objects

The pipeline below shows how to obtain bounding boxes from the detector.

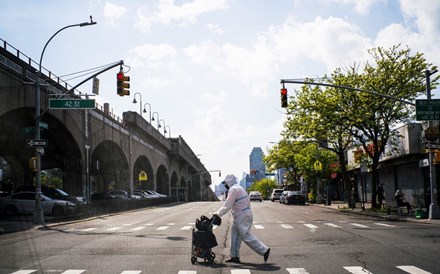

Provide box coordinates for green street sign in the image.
[416,99,440,121]
[49,99,95,109]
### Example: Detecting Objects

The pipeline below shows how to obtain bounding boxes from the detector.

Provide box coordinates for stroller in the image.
[191,214,221,264]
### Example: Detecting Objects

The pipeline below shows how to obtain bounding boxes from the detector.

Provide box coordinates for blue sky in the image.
[1,0,440,185]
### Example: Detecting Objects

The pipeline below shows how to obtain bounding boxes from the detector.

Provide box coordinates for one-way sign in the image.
[26,139,48,147]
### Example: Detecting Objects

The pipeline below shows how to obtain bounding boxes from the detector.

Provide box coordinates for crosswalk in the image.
[9,265,434,274]
[62,220,397,234]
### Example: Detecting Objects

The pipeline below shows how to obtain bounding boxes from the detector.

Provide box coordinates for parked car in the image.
[145,190,167,198]
[15,185,85,206]
[282,191,306,205]
[103,190,132,199]
[91,192,118,200]
[249,191,262,202]
[270,189,284,202]
[0,191,76,216]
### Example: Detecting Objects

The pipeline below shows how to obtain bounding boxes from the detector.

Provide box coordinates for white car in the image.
[249,191,263,202]
[0,191,76,216]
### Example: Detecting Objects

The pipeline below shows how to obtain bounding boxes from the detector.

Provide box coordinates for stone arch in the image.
[91,140,128,193]
[0,107,82,195]
[156,164,169,195]
[133,155,154,190]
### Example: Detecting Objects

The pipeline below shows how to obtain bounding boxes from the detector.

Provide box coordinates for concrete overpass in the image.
[0,38,217,202]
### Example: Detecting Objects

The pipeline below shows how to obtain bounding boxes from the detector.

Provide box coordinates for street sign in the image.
[416,99,440,121]
[49,99,95,109]
[23,122,49,134]
[26,139,48,147]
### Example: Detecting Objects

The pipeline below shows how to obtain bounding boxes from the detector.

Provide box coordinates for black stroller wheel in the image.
[191,256,197,264]
[204,252,215,263]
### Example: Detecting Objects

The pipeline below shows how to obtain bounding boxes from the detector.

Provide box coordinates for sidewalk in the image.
[312,201,440,225]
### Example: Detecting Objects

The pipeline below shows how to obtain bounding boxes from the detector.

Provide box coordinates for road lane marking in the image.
[286,268,310,274]
[324,223,342,228]
[231,270,251,274]
[120,271,142,274]
[157,226,169,230]
[181,226,193,230]
[397,265,432,274]
[61,271,86,274]
[351,223,369,228]
[145,223,153,226]
[343,266,373,273]
[254,224,264,229]
[303,224,318,229]
[106,227,122,231]
[178,271,197,274]
[10,271,37,274]
[167,223,175,225]
[80,228,97,232]
[131,226,146,231]
[281,224,294,229]
[374,223,396,227]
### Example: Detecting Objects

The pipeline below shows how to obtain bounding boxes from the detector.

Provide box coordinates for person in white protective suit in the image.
[213,174,270,263]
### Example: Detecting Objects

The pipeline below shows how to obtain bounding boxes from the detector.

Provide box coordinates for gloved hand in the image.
[212,214,222,226]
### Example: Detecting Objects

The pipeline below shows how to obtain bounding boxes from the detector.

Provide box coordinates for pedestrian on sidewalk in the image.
[395,189,412,213]
[213,174,270,264]
[377,184,384,209]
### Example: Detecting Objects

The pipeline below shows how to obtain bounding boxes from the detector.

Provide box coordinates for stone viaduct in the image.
[0,38,217,202]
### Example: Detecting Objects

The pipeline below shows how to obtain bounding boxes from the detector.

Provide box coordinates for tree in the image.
[334,45,437,208]
[283,80,355,204]
[247,178,278,198]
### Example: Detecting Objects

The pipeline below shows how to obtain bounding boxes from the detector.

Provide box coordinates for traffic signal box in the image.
[281,88,288,108]
[117,71,130,96]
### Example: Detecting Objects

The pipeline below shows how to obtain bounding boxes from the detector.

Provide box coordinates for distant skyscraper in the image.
[249,147,266,182]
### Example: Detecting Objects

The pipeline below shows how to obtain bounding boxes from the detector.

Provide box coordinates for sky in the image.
[1,0,440,186]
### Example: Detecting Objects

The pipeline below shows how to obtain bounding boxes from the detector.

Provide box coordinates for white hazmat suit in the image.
[215,174,270,263]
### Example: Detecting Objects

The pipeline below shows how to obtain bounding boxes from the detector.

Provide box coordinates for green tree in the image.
[334,45,437,208]
[247,178,278,198]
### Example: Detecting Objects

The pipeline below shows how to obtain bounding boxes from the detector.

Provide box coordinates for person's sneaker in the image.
[263,248,270,263]
[226,257,241,263]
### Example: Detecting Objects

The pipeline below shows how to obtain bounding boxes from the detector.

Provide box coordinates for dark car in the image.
[283,191,306,205]
[15,185,85,206]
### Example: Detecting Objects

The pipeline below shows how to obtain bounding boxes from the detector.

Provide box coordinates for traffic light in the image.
[281,88,288,108]
[117,71,130,96]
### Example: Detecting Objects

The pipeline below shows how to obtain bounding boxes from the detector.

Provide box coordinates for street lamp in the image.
[152,112,159,128]
[33,18,97,225]
[159,119,166,134]
[143,102,151,123]
[132,92,142,116]
[165,125,171,138]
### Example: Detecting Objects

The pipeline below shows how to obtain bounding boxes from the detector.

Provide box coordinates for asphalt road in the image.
[1,201,440,274]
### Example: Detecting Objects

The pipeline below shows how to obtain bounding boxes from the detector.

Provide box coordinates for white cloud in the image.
[321,0,382,15]
[127,44,177,68]
[399,0,440,36]
[136,0,230,32]
[207,23,224,34]
[104,1,127,26]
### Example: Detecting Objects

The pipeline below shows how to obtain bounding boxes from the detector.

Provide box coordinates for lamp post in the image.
[33,18,97,225]
[165,125,171,138]
[152,112,160,128]
[143,103,151,123]
[132,92,142,116]
[159,119,166,134]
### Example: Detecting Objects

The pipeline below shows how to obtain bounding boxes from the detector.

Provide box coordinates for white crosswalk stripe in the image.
[156,226,169,230]
[350,223,369,228]
[374,223,396,228]
[303,224,318,229]
[343,266,373,273]
[178,271,197,274]
[231,270,251,274]
[106,227,122,231]
[11,271,37,274]
[254,224,264,229]
[61,271,86,274]
[286,268,310,273]
[397,265,432,274]
[120,271,141,274]
[324,223,342,228]
[181,225,193,230]
[281,224,294,229]
[131,226,146,231]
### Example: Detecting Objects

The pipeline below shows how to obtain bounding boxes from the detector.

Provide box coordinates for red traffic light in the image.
[281,88,287,95]
[117,72,124,80]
